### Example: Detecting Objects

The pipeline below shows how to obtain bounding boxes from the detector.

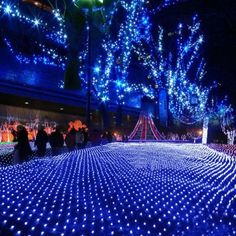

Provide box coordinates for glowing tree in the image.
[214,98,235,145]
[3,0,233,134]
[133,25,165,95]
[0,0,192,98]
[90,0,193,106]
[166,16,210,124]
[0,0,109,90]
[133,15,210,125]
[91,0,156,128]
[91,0,154,104]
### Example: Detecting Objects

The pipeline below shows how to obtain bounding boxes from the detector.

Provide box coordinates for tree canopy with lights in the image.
[0,0,234,127]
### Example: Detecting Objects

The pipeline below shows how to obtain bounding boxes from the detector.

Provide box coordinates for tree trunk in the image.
[64,7,86,90]
[116,105,122,129]
[227,130,235,145]
[64,56,81,89]
[99,102,110,130]
[202,117,209,144]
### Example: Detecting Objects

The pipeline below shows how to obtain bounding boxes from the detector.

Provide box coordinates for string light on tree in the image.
[214,97,235,145]
[166,16,210,124]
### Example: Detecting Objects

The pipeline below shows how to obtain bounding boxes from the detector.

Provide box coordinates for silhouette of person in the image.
[35,125,48,157]
[106,131,113,143]
[49,127,64,156]
[65,128,76,151]
[75,128,84,149]
[14,125,32,163]
[82,127,89,148]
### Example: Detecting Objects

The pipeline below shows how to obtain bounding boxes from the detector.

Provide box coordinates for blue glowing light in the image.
[0,0,233,115]
[0,0,67,72]
[33,19,40,26]
[94,66,100,73]
[4,5,11,14]
[0,143,235,235]
[165,16,210,124]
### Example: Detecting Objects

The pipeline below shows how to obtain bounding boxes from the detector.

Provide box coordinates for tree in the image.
[214,98,235,144]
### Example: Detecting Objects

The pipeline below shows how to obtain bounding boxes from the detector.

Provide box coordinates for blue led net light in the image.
[0,143,235,235]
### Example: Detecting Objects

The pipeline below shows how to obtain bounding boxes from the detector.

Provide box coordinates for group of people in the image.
[161,132,188,141]
[161,131,202,142]
[13,124,89,163]
[12,120,118,164]
[0,120,57,142]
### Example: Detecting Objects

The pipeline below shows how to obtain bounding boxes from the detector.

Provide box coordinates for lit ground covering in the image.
[0,143,57,167]
[0,143,235,236]
[208,144,236,157]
